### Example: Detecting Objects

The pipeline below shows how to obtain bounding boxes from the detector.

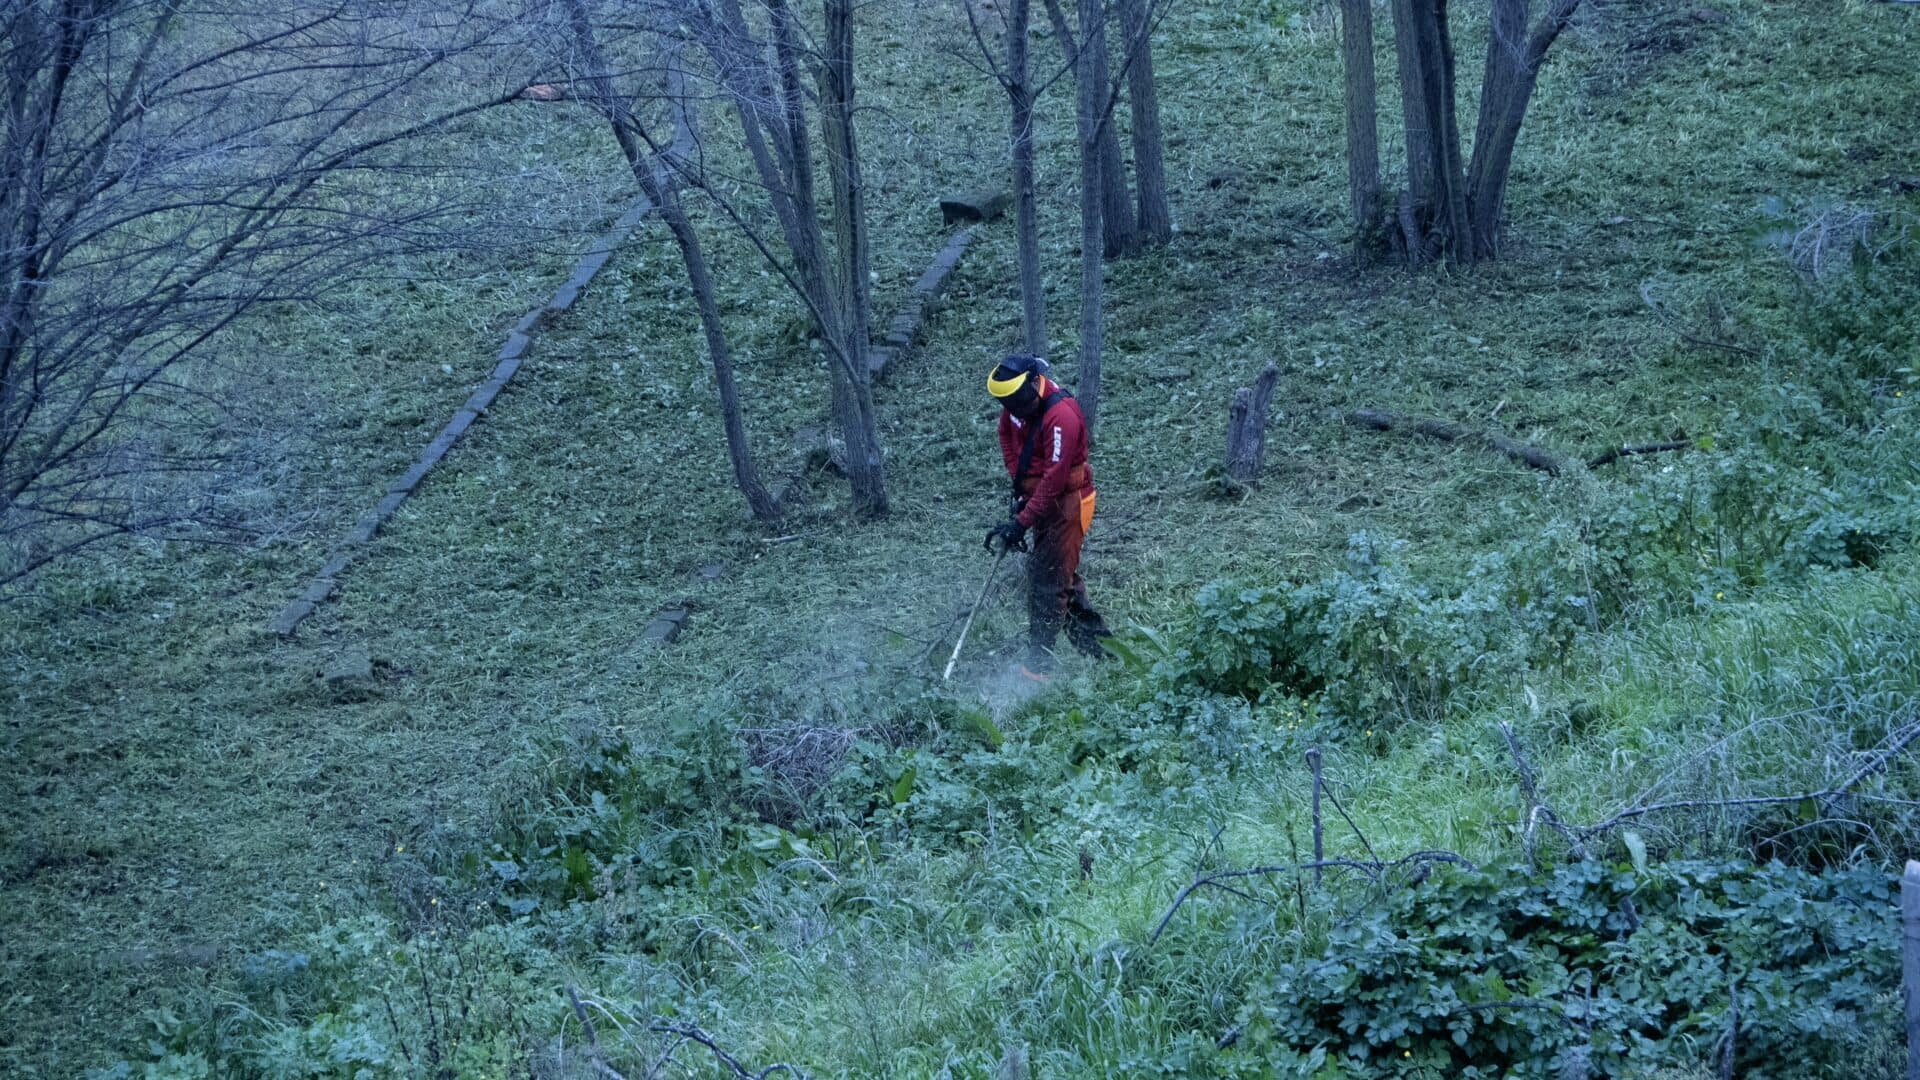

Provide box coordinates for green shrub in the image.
[1166,533,1592,723]
[1234,859,1899,1079]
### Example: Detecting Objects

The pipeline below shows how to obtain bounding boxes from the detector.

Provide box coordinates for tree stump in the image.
[1224,362,1280,487]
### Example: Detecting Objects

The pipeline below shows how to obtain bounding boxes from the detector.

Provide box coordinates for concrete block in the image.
[299,577,338,606]
[420,433,457,466]
[321,647,373,685]
[442,409,478,439]
[641,606,691,644]
[388,461,432,495]
[269,601,316,636]
[571,249,613,281]
[614,199,656,228]
[938,189,1011,225]
[345,509,385,544]
[464,384,500,416]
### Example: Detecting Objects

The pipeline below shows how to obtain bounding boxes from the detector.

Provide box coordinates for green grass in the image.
[4,0,1919,1074]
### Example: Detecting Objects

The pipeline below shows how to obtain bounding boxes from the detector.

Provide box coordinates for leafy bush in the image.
[1164,532,1592,721]
[1164,411,1917,726]
[1235,859,1899,1078]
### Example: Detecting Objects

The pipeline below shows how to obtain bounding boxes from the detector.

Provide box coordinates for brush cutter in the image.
[943,546,1010,681]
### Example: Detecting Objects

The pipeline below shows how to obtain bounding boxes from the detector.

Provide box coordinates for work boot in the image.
[1067,610,1113,659]
[1018,645,1055,684]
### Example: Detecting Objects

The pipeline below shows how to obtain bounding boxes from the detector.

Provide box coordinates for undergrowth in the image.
[111,251,1920,1077]
[8,0,1919,1075]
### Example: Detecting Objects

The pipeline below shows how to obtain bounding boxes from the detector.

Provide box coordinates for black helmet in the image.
[987,354,1050,406]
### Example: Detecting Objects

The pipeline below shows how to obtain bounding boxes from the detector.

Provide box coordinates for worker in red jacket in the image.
[985,355,1110,676]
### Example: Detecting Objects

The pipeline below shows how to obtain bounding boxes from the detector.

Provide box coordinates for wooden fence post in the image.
[1904,860,1920,1080]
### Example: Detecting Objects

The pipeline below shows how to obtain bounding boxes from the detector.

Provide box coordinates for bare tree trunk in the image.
[769,0,840,346]
[1466,0,1580,258]
[1431,0,1471,264]
[1390,0,1433,220]
[1008,0,1046,354]
[659,193,782,520]
[562,0,778,521]
[1074,0,1105,427]
[689,0,890,516]
[1224,362,1280,487]
[1043,0,1136,260]
[820,0,887,515]
[1089,2,1136,258]
[698,0,813,281]
[1118,0,1171,244]
[1339,0,1384,258]
[1385,0,1580,264]
[1389,0,1470,264]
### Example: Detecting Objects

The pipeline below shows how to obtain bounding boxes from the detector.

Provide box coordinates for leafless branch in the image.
[1147,850,1474,945]
[1500,721,1591,863]
[1578,717,1920,837]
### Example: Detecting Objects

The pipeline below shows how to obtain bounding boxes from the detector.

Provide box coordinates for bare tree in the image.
[0,0,531,586]
[681,0,889,516]
[559,0,780,521]
[1339,0,1385,257]
[1382,0,1582,263]
[1466,0,1582,258]
[1009,0,1047,354]
[1042,0,1136,260]
[1072,0,1107,427]
[1117,0,1171,245]
[818,0,887,516]
[961,0,1048,355]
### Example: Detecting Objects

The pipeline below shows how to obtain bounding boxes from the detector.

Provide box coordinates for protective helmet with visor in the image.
[987,354,1050,415]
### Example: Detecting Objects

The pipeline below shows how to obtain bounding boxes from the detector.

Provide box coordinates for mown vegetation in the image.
[4,0,1919,1076]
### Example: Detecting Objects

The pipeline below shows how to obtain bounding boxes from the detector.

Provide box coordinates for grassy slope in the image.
[3,0,1918,1072]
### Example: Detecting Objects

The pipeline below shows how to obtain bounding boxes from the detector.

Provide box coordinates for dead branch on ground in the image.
[1346,409,1690,477]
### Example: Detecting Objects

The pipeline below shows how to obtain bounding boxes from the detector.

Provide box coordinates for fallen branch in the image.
[1486,432,1567,475]
[648,1023,805,1079]
[1447,998,1581,1030]
[1349,409,1689,477]
[1347,409,1566,475]
[1147,850,1474,945]
[1579,719,1920,837]
[566,984,629,1080]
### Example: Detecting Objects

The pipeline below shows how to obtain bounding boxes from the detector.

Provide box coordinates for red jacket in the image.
[998,377,1093,529]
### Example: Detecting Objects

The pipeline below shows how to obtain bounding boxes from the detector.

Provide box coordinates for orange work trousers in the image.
[1027,490,1107,660]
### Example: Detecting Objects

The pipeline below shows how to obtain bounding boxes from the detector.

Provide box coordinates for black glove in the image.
[985,517,1028,554]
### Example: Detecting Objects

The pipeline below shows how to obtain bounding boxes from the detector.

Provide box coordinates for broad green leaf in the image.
[1623,831,1648,875]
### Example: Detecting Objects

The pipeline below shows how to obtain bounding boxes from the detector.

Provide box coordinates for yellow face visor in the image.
[987,369,1031,398]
